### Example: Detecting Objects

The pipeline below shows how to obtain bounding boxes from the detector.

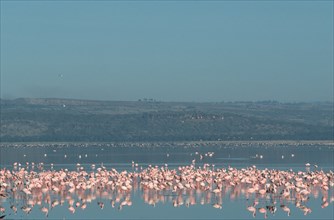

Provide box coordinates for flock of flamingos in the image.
[0,151,333,219]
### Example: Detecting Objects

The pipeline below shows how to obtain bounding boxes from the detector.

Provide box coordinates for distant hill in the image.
[0,98,333,142]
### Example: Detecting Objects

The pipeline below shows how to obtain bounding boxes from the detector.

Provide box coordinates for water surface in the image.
[0,142,333,219]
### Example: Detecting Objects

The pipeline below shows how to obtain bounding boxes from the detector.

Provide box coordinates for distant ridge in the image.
[1,98,333,142]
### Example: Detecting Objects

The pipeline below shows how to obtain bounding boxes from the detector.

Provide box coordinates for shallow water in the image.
[0,142,333,219]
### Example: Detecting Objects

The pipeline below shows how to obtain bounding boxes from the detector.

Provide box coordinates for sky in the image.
[0,1,333,102]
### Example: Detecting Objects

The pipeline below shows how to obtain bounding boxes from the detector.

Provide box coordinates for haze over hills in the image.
[0,98,333,142]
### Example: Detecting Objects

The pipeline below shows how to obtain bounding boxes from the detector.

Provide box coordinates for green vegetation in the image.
[0,98,333,142]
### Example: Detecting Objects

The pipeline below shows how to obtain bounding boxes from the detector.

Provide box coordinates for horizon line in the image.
[0,97,333,104]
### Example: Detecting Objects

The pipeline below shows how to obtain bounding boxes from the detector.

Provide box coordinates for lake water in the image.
[0,142,333,219]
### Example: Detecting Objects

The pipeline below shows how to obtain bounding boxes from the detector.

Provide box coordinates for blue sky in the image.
[1,1,333,102]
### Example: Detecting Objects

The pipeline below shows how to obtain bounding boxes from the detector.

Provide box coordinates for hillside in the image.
[0,98,333,142]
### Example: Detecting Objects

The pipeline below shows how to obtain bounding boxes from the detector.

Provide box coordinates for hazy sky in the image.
[1,1,333,102]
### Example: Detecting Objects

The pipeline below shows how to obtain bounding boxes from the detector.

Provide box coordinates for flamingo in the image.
[280,205,291,216]
[40,207,48,217]
[258,207,267,219]
[247,205,256,217]
[68,206,75,214]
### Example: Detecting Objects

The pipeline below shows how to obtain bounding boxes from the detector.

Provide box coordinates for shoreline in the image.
[0,140,333,147]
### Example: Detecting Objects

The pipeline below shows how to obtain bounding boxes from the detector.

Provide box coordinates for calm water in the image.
[0,142,333,219]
